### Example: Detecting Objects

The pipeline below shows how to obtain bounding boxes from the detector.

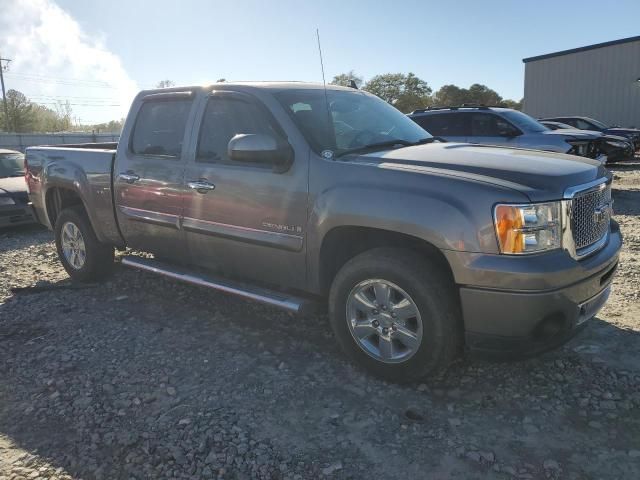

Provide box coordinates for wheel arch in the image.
[45,186,86,228]
[316,226,455,295]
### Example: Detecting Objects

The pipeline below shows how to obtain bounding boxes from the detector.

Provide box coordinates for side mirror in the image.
[228,133,293,173]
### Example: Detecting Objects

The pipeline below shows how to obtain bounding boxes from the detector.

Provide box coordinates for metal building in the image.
[523,36,640,128]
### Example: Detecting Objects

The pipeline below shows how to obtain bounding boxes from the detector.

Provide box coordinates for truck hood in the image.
[349,143,608,202]
[605,127,640,137]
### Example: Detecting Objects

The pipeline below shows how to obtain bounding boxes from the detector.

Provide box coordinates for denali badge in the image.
[262,221,303,234]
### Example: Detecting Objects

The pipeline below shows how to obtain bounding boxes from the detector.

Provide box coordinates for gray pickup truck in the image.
[25,82,621,382]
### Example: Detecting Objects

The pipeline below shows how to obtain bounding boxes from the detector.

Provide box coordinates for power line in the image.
[6,72,111,84]
[27,94,120,101]
[5,72,113,86]
[5,73,120,89]
[33,101,121,107]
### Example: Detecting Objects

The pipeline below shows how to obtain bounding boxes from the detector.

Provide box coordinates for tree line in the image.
[1,75,522,134]
[330,71,522,112]
[0,89,124,134]
[0,89,73,133]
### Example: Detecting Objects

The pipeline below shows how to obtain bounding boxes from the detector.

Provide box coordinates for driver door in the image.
[182,90,309,288]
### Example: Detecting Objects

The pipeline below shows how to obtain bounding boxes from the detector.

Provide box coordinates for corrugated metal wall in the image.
[0,132,120,152]
[523,40,640,128]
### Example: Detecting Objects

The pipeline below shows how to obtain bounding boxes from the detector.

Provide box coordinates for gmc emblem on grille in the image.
[593,202,613,223]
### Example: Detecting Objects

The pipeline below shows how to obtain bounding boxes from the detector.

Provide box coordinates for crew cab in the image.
[25,83,621,382]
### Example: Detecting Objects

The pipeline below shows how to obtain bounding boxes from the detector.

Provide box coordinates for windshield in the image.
[500,110,548,133]
[275,89,431,156]
[585,117,610,130]
[0,153,25,178]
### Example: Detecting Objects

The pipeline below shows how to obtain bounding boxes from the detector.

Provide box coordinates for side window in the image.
[563,119,579,128]
[131,100,192,157]
[414,113,468,136]
[196,96,278,164]
[575,119,592,130]
[470,113,518,136]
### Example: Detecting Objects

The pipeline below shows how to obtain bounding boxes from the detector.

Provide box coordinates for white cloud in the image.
[0,0,138,124]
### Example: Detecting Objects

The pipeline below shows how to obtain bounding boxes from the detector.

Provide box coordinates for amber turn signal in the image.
[494,205,524,254]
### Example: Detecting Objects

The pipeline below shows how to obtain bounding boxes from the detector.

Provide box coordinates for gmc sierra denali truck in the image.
[25,83,621,382]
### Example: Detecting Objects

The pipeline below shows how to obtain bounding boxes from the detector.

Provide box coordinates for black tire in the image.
[54,206,114,282]
[329,248,462,383]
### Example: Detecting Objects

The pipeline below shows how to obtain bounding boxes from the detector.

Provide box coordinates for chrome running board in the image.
[121,256,315,314]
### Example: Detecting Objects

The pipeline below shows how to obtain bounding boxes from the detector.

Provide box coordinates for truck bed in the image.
[25,143,122,245]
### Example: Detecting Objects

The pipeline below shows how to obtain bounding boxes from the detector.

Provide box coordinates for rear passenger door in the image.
[114,91,196,260]
[467,113,521,147]
[412,112,469,143]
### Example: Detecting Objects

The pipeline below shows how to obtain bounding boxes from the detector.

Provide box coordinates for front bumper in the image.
[445,220,622,357]
[0,203,36,228]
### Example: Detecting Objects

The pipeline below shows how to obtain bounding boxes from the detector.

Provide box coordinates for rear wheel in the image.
[329,248,462,383]
[54,206,114,281]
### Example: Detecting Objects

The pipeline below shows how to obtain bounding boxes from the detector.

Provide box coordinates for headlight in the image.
[494,202,561,254]
[0,196,16,206]
[607,140,629,148]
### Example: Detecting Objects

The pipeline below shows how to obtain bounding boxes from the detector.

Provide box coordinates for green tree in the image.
[466,84,503,105]
[501,98,523,110]
[363,72,432,112]
[2,89,35,132]
[330,71,363,89]
[84,118,124,133]
[432,84,467,106]
[0,89,77,133]
[433,83,503,107]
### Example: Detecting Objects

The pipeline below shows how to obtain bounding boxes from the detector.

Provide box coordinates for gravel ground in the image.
[1,162,640,480]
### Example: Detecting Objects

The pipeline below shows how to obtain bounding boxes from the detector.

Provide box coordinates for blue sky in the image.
[2,0,640,123]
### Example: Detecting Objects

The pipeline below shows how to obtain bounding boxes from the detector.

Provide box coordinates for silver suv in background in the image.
[409,106,606,162]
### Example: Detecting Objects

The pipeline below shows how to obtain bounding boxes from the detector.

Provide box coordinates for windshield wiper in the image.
[336,137,437,158]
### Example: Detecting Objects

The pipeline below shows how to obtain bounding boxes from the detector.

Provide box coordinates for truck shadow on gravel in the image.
[1,266,640,479]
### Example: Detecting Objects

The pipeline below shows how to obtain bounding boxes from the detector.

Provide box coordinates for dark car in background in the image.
[409,106,606,162]
[540,120,577,130]
[541,116,640,151]
[540,120,635,163]
[0,149,36,228]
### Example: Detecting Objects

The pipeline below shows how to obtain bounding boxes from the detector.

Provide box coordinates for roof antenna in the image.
[349,79,358,90]
[316,28,334,160]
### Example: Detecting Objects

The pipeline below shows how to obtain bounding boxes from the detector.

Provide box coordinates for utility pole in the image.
[0,53,11,132]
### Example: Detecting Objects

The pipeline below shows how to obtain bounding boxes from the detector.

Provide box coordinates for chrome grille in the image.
[571,183,612,251]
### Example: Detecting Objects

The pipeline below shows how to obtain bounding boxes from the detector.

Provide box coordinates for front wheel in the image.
[329,248,462,383]
[54,206,114,282]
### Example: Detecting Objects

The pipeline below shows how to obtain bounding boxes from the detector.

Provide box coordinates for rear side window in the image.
[131,100,192,157]
[196,95,278,164]
[470,113,518,136]
[413,113,468,136]
[575,119,595,130]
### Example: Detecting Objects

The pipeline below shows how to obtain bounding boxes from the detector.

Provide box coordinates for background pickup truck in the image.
[26,82,621,382]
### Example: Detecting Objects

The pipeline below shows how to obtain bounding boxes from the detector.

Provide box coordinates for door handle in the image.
[188,180,216,193]
[118,172,140,184]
